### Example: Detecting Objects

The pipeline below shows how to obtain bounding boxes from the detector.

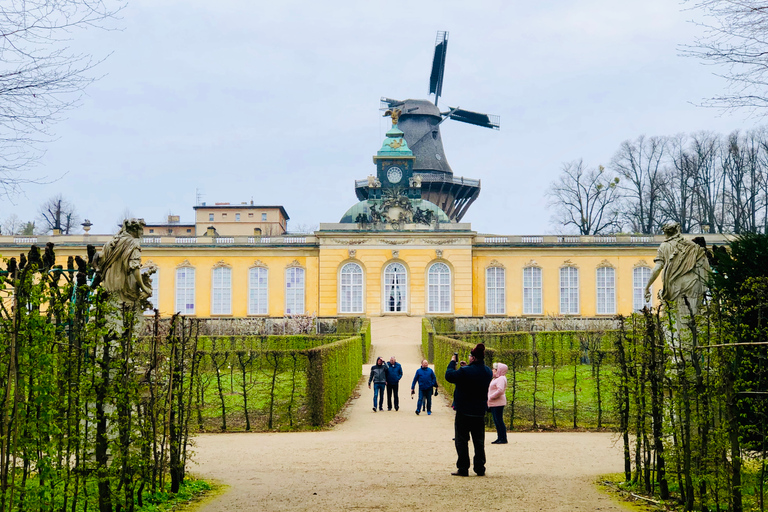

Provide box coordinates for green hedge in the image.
[360,318,372,363]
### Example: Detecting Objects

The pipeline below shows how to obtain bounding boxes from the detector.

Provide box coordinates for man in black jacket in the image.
[445,343,493,476]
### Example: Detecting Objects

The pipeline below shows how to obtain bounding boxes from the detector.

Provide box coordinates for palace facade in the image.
[0,112,728,319]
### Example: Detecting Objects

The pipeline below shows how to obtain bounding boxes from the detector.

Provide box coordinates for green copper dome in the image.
[377,124,413,157]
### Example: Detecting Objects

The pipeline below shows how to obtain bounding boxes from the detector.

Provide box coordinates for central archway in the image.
[383,262,407,313]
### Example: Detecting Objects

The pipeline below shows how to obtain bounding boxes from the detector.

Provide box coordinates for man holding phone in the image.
[445,344,493,476]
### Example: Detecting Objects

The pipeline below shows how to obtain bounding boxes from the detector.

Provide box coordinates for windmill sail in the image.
[447,108,500,130]
[429,31,449,105]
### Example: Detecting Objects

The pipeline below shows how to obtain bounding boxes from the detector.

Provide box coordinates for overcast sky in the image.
[1,0,761,235]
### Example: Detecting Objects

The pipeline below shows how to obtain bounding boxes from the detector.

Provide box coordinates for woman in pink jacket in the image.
[487,362,508,444]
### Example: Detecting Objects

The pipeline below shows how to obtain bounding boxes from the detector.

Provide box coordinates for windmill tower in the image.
[354,32,500,222]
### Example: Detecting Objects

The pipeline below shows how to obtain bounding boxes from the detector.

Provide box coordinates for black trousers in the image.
[386,382,399,410]
[454,412,486,474]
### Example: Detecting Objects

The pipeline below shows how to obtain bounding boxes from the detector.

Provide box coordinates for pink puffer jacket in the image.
[487,363,508,407]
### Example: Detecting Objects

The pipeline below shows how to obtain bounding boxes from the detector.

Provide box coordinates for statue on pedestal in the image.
[645,222,711,317]
[93,218,153,306]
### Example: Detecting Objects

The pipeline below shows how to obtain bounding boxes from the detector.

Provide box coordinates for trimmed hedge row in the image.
[423,318,619,429]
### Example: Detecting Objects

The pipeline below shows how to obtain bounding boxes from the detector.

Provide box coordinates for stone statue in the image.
[644,222,711,316]
[93,218,153,305]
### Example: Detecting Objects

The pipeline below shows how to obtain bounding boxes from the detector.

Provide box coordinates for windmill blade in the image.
[429,31,449,106]
[380,97,404,110]
[446,107,500,130]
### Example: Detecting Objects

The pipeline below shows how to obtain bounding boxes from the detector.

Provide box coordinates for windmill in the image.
[355,31,500,222]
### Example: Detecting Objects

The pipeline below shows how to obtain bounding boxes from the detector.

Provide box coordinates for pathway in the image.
[192,317,629,511]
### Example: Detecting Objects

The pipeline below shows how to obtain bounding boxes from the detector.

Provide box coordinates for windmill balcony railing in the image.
[354,174,481,189]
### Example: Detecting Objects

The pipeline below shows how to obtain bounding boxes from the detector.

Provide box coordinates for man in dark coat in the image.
[386,356,403,411]
[445,343,493,476]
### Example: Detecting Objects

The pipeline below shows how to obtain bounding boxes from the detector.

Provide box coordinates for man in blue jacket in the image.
[411,360,437,415]
[386,356,403,411]
[445,343,493,477]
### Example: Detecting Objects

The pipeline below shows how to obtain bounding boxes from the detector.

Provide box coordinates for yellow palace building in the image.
[0,107,726,319]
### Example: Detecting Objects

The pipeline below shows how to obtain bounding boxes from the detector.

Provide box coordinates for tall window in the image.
[208,213,214,221]
[248,267,268,315]
[384,263,407,312]
[339,262,364,313]
[175,267,195,315]
[211,266,232,315]
[486,266,505,315]
[285,267,305,314]
[596,266,616,314]
[560,267,579,315]
[235,213,240,221]
[261,213,267,221]
[428,262,451,313]
[142,268,159,314]
[523,267,543,315]
[633,266,652,311]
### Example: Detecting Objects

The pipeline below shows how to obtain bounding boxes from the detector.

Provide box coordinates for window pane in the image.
[285,267,305,314]
[427,263,451,313]
[340,263,363,313]
[523,267,542,315]
[486,267,505,315]
[248,267,268,315]
[633,266,652,311]
[212,267,231,315]
[596,267,616,314]
[175,267,195,315]
[559,267,579,315]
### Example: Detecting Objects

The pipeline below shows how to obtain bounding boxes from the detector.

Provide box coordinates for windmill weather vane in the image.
[354,31,500,222]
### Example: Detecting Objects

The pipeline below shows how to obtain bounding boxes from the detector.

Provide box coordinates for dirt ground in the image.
[191,317,631,511]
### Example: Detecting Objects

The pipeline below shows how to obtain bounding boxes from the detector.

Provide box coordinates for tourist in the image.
[488,362,508,444]
[367,356,388,412]
[411,360,437,415]
[445,343,493,476]
[386,356,403,411]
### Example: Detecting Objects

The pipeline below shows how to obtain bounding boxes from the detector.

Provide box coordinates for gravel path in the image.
[192,317,630,511]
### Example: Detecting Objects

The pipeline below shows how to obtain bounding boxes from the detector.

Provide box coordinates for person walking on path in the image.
[386,356,403,411]
[411,360,437,415]
[368,357,388,412]
[488,362,508,444]
[445,343,493,476]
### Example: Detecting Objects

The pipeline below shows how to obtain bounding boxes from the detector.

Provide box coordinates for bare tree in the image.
[611,135,669,233]
[1,214,24,235]
[684,0,768,113]
[0,0,124,198]
[287,222,318,234]
[38,194,80,234]
[659,134,698,233]
[546,160,622,235]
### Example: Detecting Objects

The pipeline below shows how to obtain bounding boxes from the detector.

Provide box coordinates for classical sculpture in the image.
[644,222,711,316]
[93,218,153,305]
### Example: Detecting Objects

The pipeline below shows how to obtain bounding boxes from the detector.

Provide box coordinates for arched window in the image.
[175,266,195,315]
[523,266,542,315]
[596,266,616,315]
[211,266,232,315]
[428,262,451,313]
[248,267,268,315]
[339,262,364,313]
[486,266,505,315]
[383,262,407,313]
[633,266,652,311]
[559,266,579,315]
[285,267,305,315]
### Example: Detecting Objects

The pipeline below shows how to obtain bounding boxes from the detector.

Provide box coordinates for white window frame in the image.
[383,262,407,313]
[175,266,196,315]
[248,266,269,315]
[485,266,505,315]
[208,213,214,221]
[596,266,616,315]
[261,213,267,221]
[285,267,305,315]
[211,266,232,315]
[633,266,652,312]
[339,262,364,314]
[427,262,452,314]
[523,266,543,315]
[559,266,579,315]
